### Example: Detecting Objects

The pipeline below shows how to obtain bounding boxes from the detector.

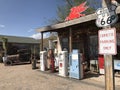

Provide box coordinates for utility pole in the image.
[96,0,118,90]
[102,0,115,90]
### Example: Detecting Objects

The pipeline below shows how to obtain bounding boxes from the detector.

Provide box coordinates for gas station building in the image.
[37,3,120,75]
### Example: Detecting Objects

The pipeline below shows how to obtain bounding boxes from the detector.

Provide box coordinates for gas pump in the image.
[58,51,68,77]
[69,50,84,79]
[40,51,47,71]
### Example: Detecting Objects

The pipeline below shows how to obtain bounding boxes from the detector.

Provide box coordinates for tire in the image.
[5,60,13,66]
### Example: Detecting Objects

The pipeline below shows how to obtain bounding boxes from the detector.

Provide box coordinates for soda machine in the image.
[69,50,84,79]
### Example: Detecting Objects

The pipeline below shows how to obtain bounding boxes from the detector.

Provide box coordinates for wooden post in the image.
[41,32,43,51]
[102,0,115,90]
[69,28,72,53]
[104,55,115,90]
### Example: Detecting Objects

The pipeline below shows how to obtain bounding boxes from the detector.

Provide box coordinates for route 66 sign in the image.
[96,4,118,27]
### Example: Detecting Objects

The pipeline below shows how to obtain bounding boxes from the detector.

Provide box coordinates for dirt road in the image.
[0,63,119,90]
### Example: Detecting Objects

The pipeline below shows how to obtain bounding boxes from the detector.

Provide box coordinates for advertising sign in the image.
[98,28,117,55]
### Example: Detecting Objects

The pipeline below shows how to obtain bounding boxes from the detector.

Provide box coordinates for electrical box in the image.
[58,51,68,77]
[40,51,47,71]
[69,50,84,79]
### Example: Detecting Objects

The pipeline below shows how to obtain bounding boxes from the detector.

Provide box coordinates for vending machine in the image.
[58,51,68,77]
[40,51,47,71]
[69,50,84,79]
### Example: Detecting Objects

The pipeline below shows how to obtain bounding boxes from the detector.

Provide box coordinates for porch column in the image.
[41,32,43,51]
[69,27,72,53]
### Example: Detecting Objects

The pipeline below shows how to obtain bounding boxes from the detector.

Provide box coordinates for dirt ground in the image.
[0,63,120,90]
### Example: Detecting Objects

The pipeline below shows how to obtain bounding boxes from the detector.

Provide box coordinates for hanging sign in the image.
[98,28,117,55]
[96,4,118,27]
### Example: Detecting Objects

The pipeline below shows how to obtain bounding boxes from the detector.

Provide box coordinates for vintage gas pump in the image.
[40,51,47,71]
[51,57,55,72]
[69,50,84,79]
[58,51,68,77]
[48,40,55,72]
[47,49,55,72]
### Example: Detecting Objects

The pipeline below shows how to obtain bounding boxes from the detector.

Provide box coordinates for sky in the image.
[0,0,64,39]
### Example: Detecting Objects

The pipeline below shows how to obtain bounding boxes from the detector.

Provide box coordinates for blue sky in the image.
[0,0,64,38]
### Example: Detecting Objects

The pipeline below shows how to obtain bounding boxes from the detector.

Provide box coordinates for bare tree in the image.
[48,0,102,24]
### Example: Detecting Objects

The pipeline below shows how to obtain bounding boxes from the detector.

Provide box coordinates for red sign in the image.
[65,2,88,21]
[98,55,104,74]
[98,28,117,55]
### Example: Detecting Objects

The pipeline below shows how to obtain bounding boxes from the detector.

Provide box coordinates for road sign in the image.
[98,28,117,55]
[96,4,118,27]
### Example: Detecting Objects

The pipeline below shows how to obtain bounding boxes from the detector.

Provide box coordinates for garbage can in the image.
[31,54,36,69]
[32,59,36,69]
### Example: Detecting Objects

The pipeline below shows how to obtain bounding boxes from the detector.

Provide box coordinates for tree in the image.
[48,0,103,24]
[56,0,87,22]
[86,0,102,10]
[50,0,99,23]
[2,37,8,56]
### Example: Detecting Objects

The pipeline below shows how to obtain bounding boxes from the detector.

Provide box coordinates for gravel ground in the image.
[0,63,120,90]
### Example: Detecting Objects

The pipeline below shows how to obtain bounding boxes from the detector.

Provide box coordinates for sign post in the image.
[98,28,116,90]
[96,0,118,90]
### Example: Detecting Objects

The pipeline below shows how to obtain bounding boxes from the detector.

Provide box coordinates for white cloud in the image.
[0,24,5,28]
[30,32,50,39]
[28,29,34,32]
[31,33,41,39]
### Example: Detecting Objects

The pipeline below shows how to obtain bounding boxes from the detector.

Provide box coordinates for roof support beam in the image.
[69,27,72,53]
[41,32,43,51]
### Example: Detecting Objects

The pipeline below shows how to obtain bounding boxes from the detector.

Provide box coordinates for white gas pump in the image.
[58,51,68,77]
[40,51,47,71]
